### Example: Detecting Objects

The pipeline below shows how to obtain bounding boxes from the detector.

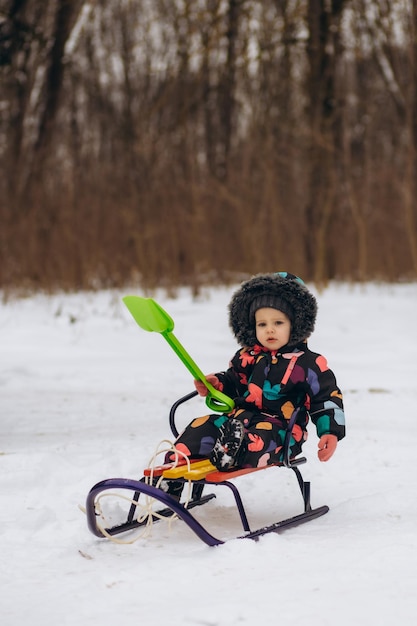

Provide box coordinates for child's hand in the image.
[194,375,220,397]
[317,434,338,462]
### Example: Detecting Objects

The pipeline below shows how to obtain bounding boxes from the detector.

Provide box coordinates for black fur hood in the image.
[228,272,317,347]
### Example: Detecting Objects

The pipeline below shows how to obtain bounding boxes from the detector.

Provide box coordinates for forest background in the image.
[1,0,417,295]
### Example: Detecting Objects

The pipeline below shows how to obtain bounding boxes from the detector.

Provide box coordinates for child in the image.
[164,272,345,487]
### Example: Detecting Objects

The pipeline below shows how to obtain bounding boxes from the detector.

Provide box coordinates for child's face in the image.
[255,307,291,351]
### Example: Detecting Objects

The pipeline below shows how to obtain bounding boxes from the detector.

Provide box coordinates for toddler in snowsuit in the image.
[166,272,345,476]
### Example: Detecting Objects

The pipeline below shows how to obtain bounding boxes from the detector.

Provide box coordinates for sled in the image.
[85,390,329,546]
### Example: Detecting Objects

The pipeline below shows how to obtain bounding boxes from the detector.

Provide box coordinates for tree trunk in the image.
[304,0,346,285]
[404,0,417,276]
[22,0,84,200]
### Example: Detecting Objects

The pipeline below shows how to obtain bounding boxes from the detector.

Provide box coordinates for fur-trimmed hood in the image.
[228,272,317,347]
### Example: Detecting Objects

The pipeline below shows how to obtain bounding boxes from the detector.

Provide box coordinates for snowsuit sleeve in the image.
[307,355,345,441]
[214,349,253,400]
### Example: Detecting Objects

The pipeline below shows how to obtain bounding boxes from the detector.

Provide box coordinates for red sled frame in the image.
[86,391,329,546]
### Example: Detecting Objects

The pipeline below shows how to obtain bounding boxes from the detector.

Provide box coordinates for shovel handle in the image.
[163,332,235,413]
[205,396,235,413]
[202,383,235,413]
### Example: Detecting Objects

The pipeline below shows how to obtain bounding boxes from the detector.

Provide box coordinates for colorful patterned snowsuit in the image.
[169,343,345,468]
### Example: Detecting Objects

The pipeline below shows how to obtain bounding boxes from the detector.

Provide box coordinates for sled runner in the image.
[85,390,329,546]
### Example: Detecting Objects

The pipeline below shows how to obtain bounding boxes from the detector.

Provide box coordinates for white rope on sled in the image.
[93,440,193,545]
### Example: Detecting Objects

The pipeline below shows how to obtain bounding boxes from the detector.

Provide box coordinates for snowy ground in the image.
[1,281,416,626]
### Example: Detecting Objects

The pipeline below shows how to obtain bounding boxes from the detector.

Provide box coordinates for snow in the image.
[1,282,416,626]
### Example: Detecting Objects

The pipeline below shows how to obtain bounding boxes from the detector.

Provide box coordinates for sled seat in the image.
[144,454,306,482]
[145,458,277,481]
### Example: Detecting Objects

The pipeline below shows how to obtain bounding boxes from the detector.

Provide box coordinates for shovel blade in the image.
[123,296,174,333]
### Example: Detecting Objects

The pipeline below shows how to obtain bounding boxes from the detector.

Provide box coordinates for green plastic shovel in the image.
[123,296,235,413]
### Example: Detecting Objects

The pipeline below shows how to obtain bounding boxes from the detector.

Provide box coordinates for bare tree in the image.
[404,0,417,275]
[22,0,84,200]
[304,0,347,285]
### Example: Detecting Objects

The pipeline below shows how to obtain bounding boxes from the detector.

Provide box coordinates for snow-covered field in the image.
[1,281,416,625]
